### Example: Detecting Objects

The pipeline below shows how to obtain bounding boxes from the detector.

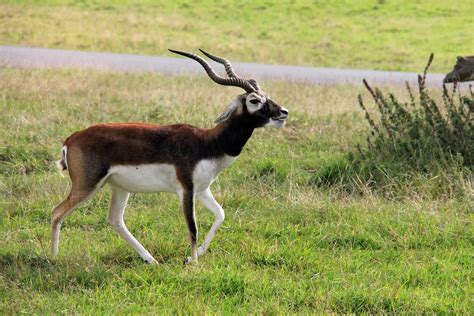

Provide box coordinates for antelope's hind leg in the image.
[51,185,96,258]
[51,145,109,259]
[107,185,158,264]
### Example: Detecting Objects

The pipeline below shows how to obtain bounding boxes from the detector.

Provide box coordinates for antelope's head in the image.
[169,49,289,129]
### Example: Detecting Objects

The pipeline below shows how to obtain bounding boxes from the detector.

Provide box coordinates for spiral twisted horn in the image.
[169,49,257,93]
[198,49,261,91]
[199,49,238,78]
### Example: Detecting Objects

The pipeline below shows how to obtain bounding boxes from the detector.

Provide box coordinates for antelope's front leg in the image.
[181,190,198,264]
[197,188,225,257]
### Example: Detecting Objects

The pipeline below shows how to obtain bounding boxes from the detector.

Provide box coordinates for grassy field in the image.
[1,0,473,72]
[1,67,472,314]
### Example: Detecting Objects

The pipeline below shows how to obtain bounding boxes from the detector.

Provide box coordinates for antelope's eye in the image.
[250,99,260,104]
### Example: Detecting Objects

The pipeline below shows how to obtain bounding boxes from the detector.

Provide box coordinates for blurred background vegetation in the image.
[1,0,473,71]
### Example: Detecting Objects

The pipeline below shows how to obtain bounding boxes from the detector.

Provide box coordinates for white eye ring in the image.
[249,99,260,104]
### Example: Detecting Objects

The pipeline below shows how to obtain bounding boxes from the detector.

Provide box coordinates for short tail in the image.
[55,146,68,173]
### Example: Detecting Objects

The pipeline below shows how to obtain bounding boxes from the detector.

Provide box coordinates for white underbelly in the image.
[106,155,236,194]
[107,164,181,193]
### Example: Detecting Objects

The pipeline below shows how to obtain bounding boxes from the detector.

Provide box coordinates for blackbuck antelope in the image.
[51,49,289,264]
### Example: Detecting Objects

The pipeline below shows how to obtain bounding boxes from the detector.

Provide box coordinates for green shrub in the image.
[313,54,473,198]
[358,54,473,171]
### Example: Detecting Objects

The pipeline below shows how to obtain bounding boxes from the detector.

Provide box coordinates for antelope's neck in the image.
[206,118,255,157]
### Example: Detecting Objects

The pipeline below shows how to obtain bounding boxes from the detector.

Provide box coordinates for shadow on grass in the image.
[100,248,176,266]
[0,251,111,292]
[0,251,57,270]
[330,293,449,314]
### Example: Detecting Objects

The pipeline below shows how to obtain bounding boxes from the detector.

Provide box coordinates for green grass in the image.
[1,0,473,72]
[1,67,473,314]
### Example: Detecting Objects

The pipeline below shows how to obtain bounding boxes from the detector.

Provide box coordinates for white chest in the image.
[193,155,236,193]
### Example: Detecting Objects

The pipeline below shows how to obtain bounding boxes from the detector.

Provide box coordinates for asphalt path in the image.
[0,45,451,87]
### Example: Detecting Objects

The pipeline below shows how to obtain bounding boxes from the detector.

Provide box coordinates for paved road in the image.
[1,45,450,87]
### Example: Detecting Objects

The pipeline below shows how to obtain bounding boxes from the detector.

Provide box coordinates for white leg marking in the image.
[107,186,158,264]
[196,188,225,257]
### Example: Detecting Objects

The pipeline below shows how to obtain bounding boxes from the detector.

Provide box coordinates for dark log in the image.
[444,56,474,83]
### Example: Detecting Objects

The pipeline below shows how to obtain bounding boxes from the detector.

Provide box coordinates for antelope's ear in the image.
[214,99,240,124]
